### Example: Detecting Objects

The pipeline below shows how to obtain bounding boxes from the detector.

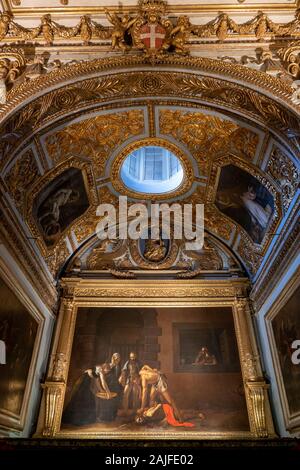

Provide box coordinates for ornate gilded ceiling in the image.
[0,1,299,312]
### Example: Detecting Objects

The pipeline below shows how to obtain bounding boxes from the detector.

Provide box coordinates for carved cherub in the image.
[0,11,12,41]
[105,8,137,52]
[40,14,54,46]
[214,13,240,41]
[254,11,269,41]
[163,16,191,55]
[79,15,92,45]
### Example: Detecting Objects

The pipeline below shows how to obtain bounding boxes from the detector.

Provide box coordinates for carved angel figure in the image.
[105,8,137,51]
[40,14,54,45]
[163,16,191,55]
[0,12,12,41]
[214,13,240,41]
[79,15,92,45]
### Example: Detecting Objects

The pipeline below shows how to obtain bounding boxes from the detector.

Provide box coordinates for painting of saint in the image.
[33,168,89,246]
[272,287,300,417]
[0,277,38,418]
[61,306,249,436]
[215,165,274,244]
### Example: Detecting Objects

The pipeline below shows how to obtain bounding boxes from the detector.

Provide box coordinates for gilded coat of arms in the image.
[105,0,191,56]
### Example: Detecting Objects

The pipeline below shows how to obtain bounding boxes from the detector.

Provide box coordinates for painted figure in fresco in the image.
[193,346,217,366]
[137,365,182,422]
[120,351,141,413]
[143,236,167,262]
[216,182,273,244]
[38,188,80,239]
[240,185,272,230]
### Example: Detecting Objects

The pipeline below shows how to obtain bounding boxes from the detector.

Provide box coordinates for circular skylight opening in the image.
[120,146,184,194]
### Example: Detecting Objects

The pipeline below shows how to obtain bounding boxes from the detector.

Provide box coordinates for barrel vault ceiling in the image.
[0,1,299,312]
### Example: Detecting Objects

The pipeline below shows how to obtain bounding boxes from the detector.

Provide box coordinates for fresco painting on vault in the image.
[61,307,249,435]
[215,165,274,244]
[272,287,300,417]
[33,168,89,247]
[0,277,38,418]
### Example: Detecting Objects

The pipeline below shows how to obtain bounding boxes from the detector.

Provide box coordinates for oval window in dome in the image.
[120,146,184,194]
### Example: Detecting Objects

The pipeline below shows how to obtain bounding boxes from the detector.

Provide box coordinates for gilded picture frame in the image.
[265,267,300,434]
[0,259,44,434]
[35,278,275,440]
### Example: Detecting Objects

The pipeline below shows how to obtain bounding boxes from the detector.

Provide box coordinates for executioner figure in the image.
[137,365,182,422]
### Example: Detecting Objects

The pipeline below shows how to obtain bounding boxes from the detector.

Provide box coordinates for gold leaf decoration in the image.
[45,110,145,177]
[5,149,39,210]
[159,109,259,174]
[267,147,300,211]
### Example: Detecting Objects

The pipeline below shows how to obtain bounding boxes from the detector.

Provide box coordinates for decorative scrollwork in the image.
[0,47,26,103]
[0,6,299,47]
[278,40,300,79]
[45,109,145,176]
[5,149,39,210]
[51,352,67,382]
[267,147,300,211]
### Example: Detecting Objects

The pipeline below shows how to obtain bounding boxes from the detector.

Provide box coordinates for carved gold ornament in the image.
[45,109,145,177]
[129,235,179,270]
[267,147,300,211]
[204,204,235,242]
[237,238,264,275]
[159,109,259,174]
[278,40,300,78]
[0,6,299,46]
[5,149,40,211]
[0,60,296,175]
[0,47,26,103]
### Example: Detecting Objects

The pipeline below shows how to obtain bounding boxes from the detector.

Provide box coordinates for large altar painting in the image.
[61,307,249,435]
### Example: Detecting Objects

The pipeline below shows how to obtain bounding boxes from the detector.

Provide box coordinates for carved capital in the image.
[62,297,75,312]
[278,41,300,79]
[0,47,26,103]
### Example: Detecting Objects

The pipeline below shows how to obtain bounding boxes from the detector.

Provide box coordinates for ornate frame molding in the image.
[264,266,300,434]
[0,256,45,433]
